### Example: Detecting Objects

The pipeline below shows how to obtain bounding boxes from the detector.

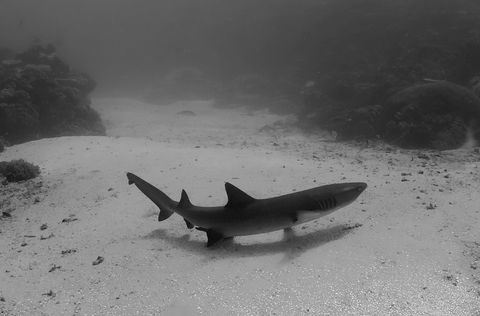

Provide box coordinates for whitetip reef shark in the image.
[127,172,367,247]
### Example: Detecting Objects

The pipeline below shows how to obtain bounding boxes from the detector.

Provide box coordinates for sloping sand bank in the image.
[1,98,479,315]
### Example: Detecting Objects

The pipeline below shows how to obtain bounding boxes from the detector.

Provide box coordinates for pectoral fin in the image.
[185,218,194,229]
[196,227,225,247]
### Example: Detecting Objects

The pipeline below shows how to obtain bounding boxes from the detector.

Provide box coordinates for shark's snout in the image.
[340,182,367,194]
[356,182,367,193]
[351,183,367,197]
[333,182,367,206]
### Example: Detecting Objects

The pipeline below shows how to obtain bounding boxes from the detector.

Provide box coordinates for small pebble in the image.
[92,256,104,266]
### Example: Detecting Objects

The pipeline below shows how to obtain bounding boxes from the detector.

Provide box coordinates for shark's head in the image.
[330,182,367,207]
[310,182,367,211]
[295,182,367,224]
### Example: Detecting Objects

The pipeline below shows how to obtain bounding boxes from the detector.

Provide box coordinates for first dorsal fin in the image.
[225,182,256,209]
[178,189,192,208]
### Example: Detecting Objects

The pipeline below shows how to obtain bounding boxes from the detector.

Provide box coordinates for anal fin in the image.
[196,227,225,247]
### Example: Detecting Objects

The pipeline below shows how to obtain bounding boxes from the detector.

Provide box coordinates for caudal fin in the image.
[127,172,176,221]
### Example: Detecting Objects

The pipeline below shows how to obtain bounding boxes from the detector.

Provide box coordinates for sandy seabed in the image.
[1,98,479,316]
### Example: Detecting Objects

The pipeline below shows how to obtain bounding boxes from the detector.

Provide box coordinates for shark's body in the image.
[127,172,367,247]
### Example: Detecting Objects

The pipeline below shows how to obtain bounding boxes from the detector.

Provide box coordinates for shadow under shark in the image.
[127,172,367,247]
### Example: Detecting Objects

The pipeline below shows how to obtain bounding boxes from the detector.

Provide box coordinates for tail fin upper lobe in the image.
[127,172,176,221]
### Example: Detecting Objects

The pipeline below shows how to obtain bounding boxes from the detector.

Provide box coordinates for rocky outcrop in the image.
[320,82,480,150]
[382,82,480,149]
[0,45,105,145]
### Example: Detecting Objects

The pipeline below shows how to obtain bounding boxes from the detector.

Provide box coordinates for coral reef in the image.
[329,104,384,141]
[0,44,105,145]
[322,82,480,149]
[381,82,480,149]
[0,159,40,182]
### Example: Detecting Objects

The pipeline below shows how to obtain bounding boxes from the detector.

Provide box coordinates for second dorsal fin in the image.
[178,189,192,208]
[225,182,256,209]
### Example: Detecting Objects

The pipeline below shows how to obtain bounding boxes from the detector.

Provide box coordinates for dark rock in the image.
[381,82,480,149]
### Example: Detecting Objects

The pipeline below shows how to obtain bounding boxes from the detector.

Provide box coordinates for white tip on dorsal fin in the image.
[178,189,192,208]
[225,182,256,209]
